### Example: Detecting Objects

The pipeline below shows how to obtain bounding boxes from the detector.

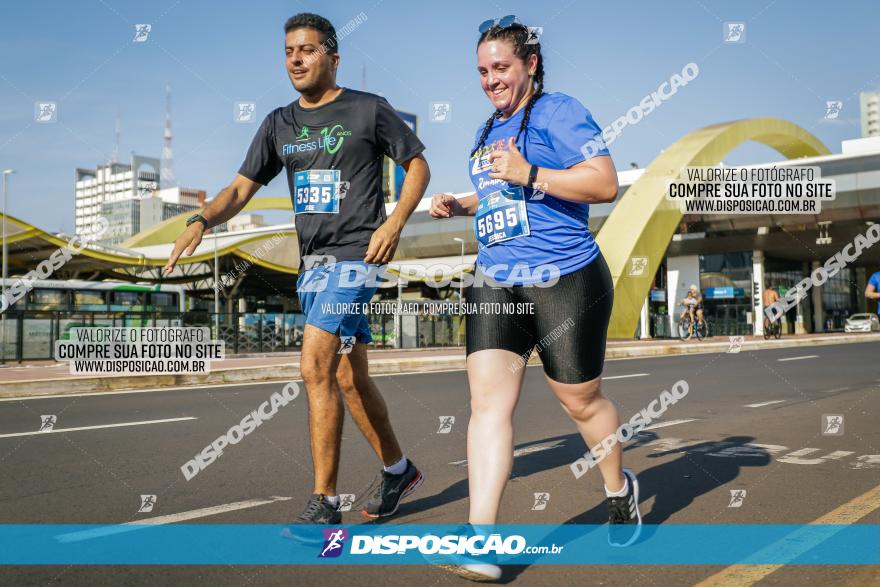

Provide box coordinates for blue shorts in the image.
[296,261,380,344]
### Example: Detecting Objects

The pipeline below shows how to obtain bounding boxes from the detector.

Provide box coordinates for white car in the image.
[844,313,880,333]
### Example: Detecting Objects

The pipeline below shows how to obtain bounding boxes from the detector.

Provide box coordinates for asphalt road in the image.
[1,340,878,586]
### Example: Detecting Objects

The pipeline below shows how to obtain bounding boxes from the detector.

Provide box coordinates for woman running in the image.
[429,15,641,581]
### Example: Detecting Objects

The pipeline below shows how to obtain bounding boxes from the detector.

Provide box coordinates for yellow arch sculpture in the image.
[595,117,830,339]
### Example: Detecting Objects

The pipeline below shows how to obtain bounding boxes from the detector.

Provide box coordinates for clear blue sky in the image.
[0,0,876,233]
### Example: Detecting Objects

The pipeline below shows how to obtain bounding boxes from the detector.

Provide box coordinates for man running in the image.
[164,13,430,524]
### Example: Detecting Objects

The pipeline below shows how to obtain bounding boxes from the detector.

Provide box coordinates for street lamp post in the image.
[213,231,219,339]
[2,169,16,365]
[452,237,465,347]
[452,237,465,303]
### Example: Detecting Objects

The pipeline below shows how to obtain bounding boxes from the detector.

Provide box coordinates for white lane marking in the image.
[1,371,650,403]
[642,418,698,431]
[379,368,647,380]
[745,400,787,408]
[648,437,880,468]
[449,440,567,466]
[776,354,818,362]
[55,496,293,543]
[603,373,650,380]
[0,379,289,402]
[0,417,196,438]
[822,386,851,393]
[1,365,467,402]
[451,416,696,465]
[777,448,855,465]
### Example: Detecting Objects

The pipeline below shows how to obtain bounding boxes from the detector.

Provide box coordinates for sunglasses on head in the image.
[478,14,523,33]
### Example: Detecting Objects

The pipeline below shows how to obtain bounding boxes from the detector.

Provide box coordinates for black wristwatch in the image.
[527,164,539,187]
[186,213,208,229]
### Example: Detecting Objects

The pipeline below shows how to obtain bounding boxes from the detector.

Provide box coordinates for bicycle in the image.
[678,312,709,341]
[763,319,782,340]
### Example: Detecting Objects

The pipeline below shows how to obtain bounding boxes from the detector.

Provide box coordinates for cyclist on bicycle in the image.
[679,285,704,336]
[763,285,780,331]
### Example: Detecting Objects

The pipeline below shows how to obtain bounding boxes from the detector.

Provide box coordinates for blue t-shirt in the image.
[467,92,609,285]
[870,271,880,314]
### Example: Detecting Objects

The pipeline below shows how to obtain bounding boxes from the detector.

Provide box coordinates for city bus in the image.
[0,279,186,314]
[0,279,186,360]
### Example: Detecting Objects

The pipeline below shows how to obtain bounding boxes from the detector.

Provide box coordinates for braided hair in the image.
[470,23,545,158]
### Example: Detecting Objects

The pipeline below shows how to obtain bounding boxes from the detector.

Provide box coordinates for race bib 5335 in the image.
[294,169,342,214]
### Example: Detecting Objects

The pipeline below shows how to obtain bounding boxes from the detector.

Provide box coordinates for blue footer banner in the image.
[0,524,876,565]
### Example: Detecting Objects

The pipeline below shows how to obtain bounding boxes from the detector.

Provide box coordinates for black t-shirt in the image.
[238,88,425,263]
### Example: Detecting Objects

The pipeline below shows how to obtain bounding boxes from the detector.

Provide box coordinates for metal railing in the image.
[0,310,186,362]
[205,312,465,354]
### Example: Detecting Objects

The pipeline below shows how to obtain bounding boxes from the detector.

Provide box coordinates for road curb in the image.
[1,334,877,399]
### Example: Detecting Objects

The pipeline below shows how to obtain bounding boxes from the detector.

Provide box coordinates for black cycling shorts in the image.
[465,253,614,384]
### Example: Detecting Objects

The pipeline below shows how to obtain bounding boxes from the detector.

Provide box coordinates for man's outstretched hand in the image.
[164,223,205,274]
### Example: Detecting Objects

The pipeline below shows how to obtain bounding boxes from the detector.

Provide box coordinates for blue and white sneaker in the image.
[425,524,502,582]
[607,468,642,547]
[436,561,502,582]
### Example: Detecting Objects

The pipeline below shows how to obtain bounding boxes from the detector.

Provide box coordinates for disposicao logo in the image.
[349,533,526,555]
[319,528,348,558]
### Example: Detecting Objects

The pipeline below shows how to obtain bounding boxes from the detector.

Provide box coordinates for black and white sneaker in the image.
[291,493,343,525]
[607,468,642,547]
[362,459,424,519]
[281,493,343,543]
